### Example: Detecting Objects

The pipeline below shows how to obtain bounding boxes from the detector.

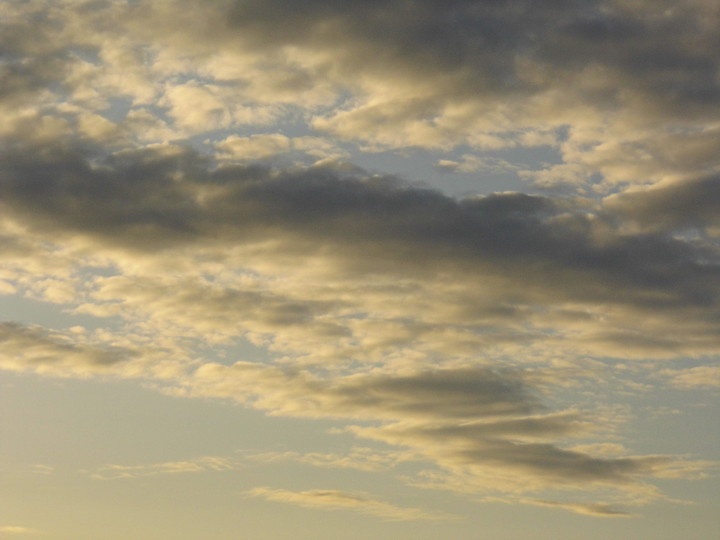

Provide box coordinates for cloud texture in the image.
[0,0,718,522]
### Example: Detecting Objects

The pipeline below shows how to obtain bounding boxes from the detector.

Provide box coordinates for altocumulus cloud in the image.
[0,0,718,521]
[0,140,717,513]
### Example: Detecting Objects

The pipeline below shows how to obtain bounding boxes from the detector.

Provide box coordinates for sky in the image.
[0,1,719,538]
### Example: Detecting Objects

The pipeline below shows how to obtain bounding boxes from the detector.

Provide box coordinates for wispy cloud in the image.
[482,497,634,518]
[246,487,457,521]
[245,447,411,472]
[660,366,720,389]
[0,526,41,536]
[87,456,240,480]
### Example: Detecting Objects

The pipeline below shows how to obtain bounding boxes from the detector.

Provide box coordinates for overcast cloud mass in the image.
[1,1,718,539]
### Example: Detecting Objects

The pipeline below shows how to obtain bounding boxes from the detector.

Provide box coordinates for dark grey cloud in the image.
[0,322,129,373]
[452,440,670,484]
[605,173,720,234]
[192,362,540,422]
[348,407,701,495]
[0,7,69,106]
[1,139,717,373]
[1,142,717,315]
[329,368,538,419]
[4,1,717,150]
[0,143,205,248]
[212,0,720,118]
[372,412,586,442]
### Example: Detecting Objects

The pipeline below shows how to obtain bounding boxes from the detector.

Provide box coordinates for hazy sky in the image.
[1,1,719,539]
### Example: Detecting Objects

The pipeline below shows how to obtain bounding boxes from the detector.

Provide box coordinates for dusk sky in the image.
[1,1,719,539]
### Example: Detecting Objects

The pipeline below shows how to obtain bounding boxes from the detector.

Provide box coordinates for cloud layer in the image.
[1,0,718,522]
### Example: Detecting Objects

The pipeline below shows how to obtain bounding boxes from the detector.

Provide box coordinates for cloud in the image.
[160,81,281,133]
[660,366,720,389]
[188,363,539,421]
[245,447,409,472]
[0,137,716,507]
[180,362,714,501]
[0,322,186,379]
[207,0,719,152]
[604,174,720,235]
[0,527,41,536]
[90,447,407,480]
[0,0,718,521]
[528,499,632,517]
[31,464,54,476]
[1,143,717,361]
[0,139,716,509]
[349,419,704,496]
[434,155,519,174]
[246,487,456,521]
[0,322,128,374]
[88,456,240,480]
[215,134,291,160]
[2,143,715,297]
[215,134,348,163]
[484,497,633,517]
[4,0,718,173]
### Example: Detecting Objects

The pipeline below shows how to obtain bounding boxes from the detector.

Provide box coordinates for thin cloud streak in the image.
[246,487,458,521]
